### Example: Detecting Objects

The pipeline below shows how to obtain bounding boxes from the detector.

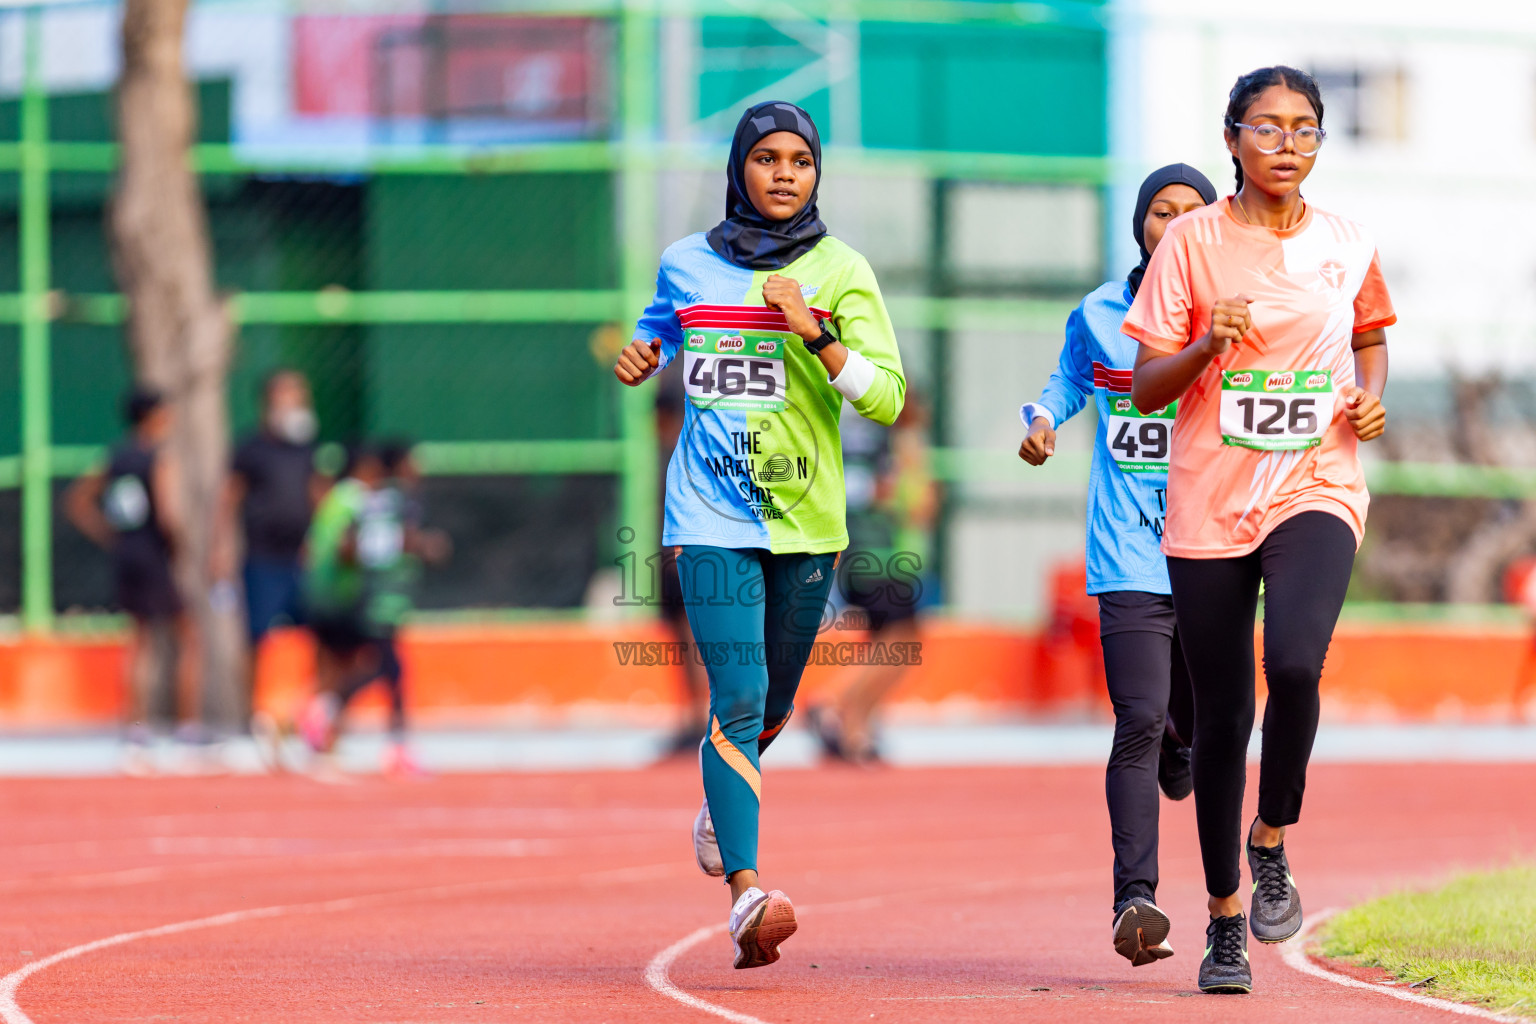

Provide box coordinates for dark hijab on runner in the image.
[1127,163,1218,297]
[705,101,828,270]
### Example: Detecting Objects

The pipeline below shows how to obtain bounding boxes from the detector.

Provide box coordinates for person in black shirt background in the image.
[213,369,326,721]
[67,388,201,772]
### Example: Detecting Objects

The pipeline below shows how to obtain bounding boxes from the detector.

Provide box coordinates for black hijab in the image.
[705,101,828,271]
[1127,163,1218,297]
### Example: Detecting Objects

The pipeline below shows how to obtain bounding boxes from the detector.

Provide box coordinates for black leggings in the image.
[1099,600,1194,908]
[336,635,406,738]
[1167,511,1356,898]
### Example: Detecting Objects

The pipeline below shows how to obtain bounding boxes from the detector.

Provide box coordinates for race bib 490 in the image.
[1220,369,1333,451]
[1106,397,1175,474]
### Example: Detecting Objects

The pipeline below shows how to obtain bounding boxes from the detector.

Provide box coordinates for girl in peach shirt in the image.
[1125,65,1394,995]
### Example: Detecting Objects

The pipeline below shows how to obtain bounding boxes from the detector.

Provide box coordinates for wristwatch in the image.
[803,317,838,354]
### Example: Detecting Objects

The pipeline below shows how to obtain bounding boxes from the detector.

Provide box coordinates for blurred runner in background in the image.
[214,369,324,724]
[806,392,937,764]
[1505,556,1536,719]
[295,441,448,778]
[66,388,201,774]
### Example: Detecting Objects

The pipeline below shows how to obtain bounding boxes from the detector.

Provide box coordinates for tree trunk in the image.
[110,0,245,731]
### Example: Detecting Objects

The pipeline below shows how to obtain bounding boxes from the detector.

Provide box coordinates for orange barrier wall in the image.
[0,619,1529,728]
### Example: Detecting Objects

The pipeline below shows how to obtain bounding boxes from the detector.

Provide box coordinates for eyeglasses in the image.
[1233,123,1327,156]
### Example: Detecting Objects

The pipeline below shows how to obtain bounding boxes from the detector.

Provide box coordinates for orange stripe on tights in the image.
[709,715,762,800]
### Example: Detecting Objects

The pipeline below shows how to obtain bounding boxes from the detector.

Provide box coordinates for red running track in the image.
[0,762,1530,1023]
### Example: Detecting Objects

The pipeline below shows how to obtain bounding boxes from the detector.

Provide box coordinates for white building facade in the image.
[1109,0,1536,378]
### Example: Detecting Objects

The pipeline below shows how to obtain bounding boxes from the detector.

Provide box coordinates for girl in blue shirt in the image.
[1017,163,1217,967]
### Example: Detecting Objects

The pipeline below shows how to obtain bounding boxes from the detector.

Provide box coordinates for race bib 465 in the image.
[676,303,830,413]
[683,331,788,412]
[1220,370,1333,451]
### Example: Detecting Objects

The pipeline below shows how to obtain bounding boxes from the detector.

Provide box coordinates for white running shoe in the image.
[729,887,798,969]
[694,799,724,877]
[1112,896,1175,966]
[307,752,356,786]
[121,742,156,778]
[250,710,288,774]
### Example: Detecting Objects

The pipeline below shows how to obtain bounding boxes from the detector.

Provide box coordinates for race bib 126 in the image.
[1220,369,1333,451]
[1106,396,1175,474]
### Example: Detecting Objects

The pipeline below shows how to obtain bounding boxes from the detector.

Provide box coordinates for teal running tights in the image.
[677,545,838,876]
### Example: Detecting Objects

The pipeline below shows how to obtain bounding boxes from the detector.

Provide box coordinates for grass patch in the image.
[1319,865,1536,1019]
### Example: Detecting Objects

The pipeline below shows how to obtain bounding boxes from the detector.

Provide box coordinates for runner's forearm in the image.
[813,340,847,379]
[1352,330,1388,397]
[1030,305,1098,430]
[1132,340,1216,413]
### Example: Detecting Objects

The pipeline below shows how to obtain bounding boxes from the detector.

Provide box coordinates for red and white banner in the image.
[293,15,606,128]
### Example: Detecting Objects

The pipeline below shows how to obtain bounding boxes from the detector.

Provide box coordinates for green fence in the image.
[0,0,1120,628]
[0,0,1516,629]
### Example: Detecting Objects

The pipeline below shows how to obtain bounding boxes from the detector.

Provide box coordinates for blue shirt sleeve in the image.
[633,259,684,373]
[1023,302,1096,429]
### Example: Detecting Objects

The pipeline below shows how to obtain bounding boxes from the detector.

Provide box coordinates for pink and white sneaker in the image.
[729,887,798,969]
[297,694,337,753]
[382,742,427,779]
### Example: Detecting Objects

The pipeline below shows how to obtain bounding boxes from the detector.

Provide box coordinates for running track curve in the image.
[0,763,1529,1022]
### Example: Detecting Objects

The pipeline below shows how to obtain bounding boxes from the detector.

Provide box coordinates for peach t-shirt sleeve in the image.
[1122,227,1193,354]
[1353,250,1396,332]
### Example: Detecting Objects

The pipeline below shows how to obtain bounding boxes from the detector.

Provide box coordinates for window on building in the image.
[1311,66,1408,143]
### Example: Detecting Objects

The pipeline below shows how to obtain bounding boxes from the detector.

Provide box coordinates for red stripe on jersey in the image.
[1092,360,1134,394]
[678,303,832,331]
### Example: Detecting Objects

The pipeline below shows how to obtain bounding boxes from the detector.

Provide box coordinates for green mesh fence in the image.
[0,0,1513,623]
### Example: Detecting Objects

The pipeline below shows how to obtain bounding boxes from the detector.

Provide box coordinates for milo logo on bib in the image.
[677,303,822,414]
[1220,369,1334,451]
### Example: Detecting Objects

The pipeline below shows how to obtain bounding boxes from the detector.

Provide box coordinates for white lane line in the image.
[644,925,772,1024]
[0,859,685,1024]
[0,903,297,1024]
[1280,908,1529,1023]
[642,871,1099,1024]
[639,891,957,1024]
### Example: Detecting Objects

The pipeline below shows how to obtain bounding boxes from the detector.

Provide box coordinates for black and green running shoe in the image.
[1247,824,1303,943]
[1198,913,1252,994]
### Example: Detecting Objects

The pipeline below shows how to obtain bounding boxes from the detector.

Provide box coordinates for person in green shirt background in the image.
[291,441,449,778]
[806,391,937,763]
